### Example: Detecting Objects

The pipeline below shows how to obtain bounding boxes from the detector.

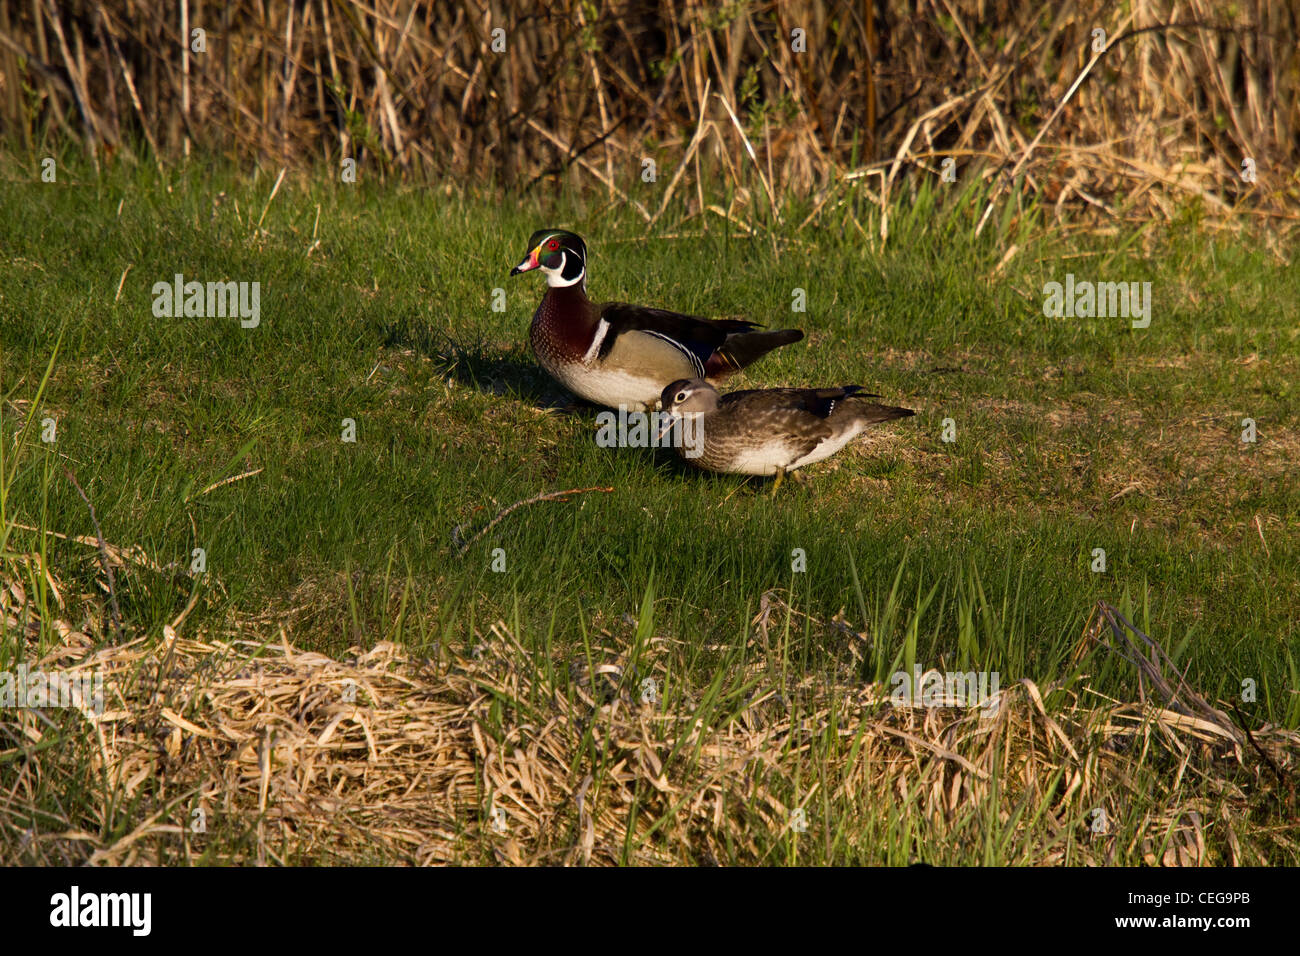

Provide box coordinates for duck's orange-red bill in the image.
[509,248,540,275]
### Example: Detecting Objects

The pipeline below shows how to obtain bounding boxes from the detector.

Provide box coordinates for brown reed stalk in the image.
[0,0,1293,228]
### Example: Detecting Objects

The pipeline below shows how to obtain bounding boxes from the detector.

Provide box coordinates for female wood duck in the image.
[510,230,804,410]
[659,378,915,486]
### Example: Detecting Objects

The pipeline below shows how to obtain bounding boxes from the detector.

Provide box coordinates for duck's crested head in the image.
[510,229,587,287]
[661,378,720,415]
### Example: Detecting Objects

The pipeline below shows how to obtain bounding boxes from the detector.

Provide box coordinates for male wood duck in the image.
[659,378,915,486]
[510,229,804,410]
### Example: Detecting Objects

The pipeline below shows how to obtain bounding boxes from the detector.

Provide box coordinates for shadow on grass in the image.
[647,444,790,495]
[378,317,573,410]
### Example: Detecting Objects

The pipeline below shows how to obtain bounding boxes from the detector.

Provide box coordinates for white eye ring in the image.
[675,391,687,404]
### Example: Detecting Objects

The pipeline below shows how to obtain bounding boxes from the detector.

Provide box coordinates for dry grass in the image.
[1,1,1296,232]
[3,565,1296,866]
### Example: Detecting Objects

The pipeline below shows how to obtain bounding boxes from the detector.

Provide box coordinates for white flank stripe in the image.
[583,318,611,365]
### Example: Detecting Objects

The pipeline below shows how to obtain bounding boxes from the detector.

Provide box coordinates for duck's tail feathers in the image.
[856,404,916,425]
[706,328,804,377]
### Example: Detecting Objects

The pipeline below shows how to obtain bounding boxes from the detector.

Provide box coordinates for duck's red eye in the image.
[547,239,560,250]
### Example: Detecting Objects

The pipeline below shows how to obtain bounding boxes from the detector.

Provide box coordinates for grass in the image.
[1,159,1297,864]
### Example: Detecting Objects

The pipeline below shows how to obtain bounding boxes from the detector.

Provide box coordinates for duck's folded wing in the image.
[726,386,878,420]
[721,392,835,459]
[597,302,760,364]
[791,387,917,427]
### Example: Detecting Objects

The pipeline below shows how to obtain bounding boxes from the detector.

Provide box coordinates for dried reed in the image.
[0,1,1295,230]
[2,563,1295,865]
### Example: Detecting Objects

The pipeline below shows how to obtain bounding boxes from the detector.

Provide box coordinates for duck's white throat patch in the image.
[543,252,585,288]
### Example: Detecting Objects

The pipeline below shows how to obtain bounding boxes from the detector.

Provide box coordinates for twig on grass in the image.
[1092,600,1242,746]
[113,265,132,302]
[62,465,123,643]
[1230,702,1289,791]
[186,467,264,502]
[255,167,287,231]
[7,521,165,572]
[451,487,614,556]
[1253,514,1270,557]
